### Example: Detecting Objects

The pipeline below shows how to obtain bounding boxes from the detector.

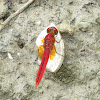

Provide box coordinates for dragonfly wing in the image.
[38,45,44,60]
[38,45,56,60]
[38,37,45,60]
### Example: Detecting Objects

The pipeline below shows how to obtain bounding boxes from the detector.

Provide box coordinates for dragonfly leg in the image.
[54,46,64,57]
[55,37,62,43]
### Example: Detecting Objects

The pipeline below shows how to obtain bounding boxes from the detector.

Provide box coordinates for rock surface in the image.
[0,0,8,20]
[0,0,100,100]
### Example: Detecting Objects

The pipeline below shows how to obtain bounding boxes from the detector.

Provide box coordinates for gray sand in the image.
[0,0,100,100]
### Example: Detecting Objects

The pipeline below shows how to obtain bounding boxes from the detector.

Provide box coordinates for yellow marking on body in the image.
[38,45,56,60]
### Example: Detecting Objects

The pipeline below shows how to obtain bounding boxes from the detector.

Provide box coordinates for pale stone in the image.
[57,23,74,35]
[8,53,13,59]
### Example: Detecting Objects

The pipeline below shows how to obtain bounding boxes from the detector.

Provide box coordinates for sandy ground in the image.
[0,0,100,100]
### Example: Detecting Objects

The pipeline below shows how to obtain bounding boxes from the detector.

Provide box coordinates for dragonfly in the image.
[35,26,59,87]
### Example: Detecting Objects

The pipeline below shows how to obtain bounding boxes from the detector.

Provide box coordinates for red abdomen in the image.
[35,34,55,87]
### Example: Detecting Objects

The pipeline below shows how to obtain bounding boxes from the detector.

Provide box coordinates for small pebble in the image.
[95,17,100,25]
[78,22,90,32]
[17,39,25,49]
[52,11,56,15]
[8,53,13,59]
[11,29,20,37]
[74,97,79,100]
[44,84,49,89]
[39,90,44,94]
[57,23,74,35]
[67,60,71,64]
[97,71,100,75]
[0,47,6,53]
[17,0,28,4]
[34,12,39,16]
[8,39,14,45]
[17,53,20,56]
[36,21,41,26]
[68,0,74,4]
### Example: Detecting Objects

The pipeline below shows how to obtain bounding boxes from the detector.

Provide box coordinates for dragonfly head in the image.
[47,27,58,35]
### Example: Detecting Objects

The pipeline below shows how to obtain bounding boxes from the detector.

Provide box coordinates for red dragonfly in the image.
[35,26,58,87]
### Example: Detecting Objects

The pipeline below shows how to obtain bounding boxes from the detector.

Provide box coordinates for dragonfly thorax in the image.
[43,34,55,51]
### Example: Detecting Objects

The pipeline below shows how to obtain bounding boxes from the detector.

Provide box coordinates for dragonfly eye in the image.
[47,27,58,35]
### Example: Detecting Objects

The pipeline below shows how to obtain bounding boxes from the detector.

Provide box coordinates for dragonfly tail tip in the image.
[35,83,38,87]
